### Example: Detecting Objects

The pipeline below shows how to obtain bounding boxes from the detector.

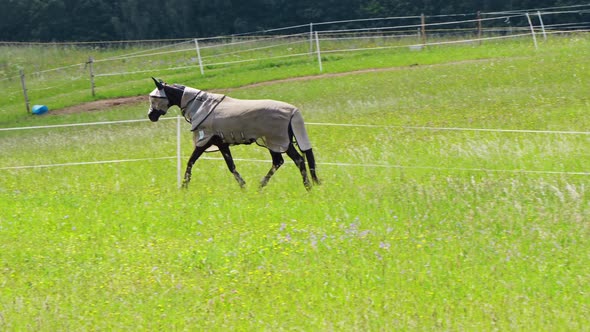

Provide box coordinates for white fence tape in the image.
[1,156,588,176]
[3,118,588,134]
[0,157,175,170]
[1,117,588,177]
[0,117,176,132]
[305,122,590,135]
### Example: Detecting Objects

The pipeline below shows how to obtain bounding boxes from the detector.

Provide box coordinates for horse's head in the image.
[148,77,170,122]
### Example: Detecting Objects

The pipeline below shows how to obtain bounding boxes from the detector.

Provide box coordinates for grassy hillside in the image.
[0,35,589,330]
[2,35,588,126]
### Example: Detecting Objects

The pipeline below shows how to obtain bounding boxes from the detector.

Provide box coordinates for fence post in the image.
[177,115,182,188]
[194,38,205,76]
[309,23,314,55]
[315,31,323,72]
[19,69,31,114]
[525,13,538,50]
[420,14,427,46]
[88,56,95,97]
[477,11,482,44]
[537,11,547,41]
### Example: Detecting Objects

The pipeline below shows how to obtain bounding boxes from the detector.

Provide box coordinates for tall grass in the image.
[0,35,589,330]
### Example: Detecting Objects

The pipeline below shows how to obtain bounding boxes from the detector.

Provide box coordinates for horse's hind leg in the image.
[218,144,246,188]
[286,144,311,191]
[304,148,320,185]
[260,151,284,188]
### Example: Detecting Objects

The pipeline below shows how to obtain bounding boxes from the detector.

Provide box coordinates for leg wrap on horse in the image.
[286,144,311,190]
[304,148,320,185]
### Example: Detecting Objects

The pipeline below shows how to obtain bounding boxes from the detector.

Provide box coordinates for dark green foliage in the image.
[0,0,585,41]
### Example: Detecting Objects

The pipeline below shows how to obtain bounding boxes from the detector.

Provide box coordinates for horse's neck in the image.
[164,85,184,107]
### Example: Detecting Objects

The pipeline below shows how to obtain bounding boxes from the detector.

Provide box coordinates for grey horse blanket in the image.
[180,87,312,153]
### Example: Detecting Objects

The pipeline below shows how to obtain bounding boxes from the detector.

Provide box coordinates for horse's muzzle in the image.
[148,108,166,122]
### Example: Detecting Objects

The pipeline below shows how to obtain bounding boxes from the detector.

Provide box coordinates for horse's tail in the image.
[290,109,320,185]
[290,109,312,152]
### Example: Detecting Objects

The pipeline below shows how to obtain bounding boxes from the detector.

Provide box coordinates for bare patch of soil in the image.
[51,95,147,115]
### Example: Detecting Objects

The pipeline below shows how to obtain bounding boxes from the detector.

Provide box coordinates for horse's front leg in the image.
[218,144,246,188]
[182,143,211,189]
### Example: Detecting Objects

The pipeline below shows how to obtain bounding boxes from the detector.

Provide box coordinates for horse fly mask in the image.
[148,77,320,190]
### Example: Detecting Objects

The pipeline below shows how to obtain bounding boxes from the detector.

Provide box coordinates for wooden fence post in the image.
[477,11,482,44]
[421,14,427,46]
[88,56,95,97]
[309,23,314,55]
[19,69,31,114]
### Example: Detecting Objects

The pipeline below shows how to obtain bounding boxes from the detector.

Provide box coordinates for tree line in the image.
[0,0,585,42]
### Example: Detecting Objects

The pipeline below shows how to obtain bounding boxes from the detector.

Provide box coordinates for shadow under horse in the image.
[147,77,320,190]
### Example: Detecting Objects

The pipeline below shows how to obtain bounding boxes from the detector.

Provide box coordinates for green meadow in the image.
[0,35,589,330]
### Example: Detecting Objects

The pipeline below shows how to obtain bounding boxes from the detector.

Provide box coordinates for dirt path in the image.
[51,96,147,115]
[52,60,490,115]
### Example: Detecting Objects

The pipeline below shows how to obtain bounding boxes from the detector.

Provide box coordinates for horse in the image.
[147,77,320,190]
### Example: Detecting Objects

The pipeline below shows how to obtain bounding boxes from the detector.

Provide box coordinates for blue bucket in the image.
[32,105,49,115]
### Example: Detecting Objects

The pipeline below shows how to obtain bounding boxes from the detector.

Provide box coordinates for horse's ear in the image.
[152,77,164,90]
